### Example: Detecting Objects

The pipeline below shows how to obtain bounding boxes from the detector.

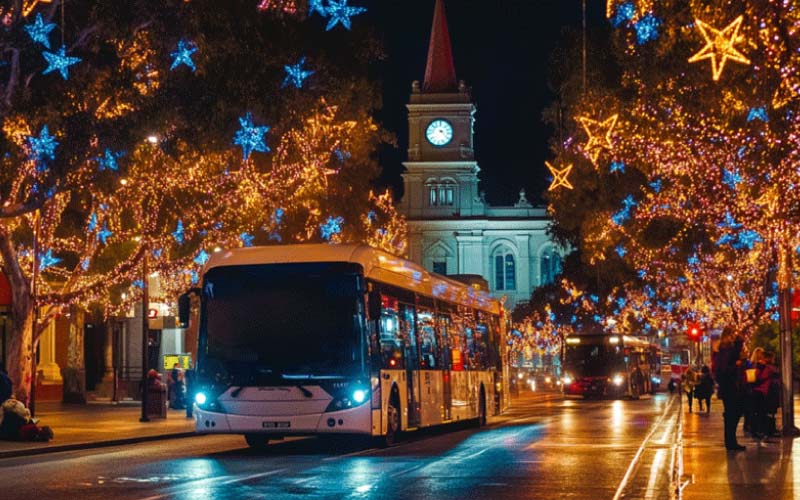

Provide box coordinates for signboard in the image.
[163,353,192,370]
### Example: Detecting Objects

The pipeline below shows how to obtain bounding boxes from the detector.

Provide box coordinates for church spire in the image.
[423,0,458,93]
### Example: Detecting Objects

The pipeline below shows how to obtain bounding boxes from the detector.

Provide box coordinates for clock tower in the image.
[400,0,485,219]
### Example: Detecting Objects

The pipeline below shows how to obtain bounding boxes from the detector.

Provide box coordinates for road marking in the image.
[139,468,288,500]
[612,394,677,500]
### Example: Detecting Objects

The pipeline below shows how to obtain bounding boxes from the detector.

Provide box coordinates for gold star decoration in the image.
[578,114,618,164]
[688,16,751,82]
[22,0,52,17]
[546,161,574,191]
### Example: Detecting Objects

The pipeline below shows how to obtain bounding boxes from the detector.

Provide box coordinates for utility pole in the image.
[139,249,150,422]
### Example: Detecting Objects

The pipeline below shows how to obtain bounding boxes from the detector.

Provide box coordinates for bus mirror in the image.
[178,288,201,328]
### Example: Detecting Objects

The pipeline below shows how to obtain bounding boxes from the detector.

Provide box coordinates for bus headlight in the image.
[562,375,573,386]
[352,389,367,404]
[612,375,624,386]
[195,392,208,406]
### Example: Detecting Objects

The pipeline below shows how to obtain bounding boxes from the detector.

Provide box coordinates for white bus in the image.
[186,244,507,447]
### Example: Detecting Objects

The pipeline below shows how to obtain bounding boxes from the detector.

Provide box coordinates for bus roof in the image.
[204,244,502,315]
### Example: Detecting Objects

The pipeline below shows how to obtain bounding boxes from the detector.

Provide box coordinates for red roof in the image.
[423,0,458,93]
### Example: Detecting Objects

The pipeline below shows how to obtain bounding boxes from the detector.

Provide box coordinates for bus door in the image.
[417,305,443,427]
[437,310,453,421]
[400,302,420,427]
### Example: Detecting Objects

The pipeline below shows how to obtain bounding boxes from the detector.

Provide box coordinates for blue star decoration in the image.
[282,57,314,88]
[97,223,113,244]
[172,220,184,244]
[42,44,81,80]
[615,244,627,257]
[96,148,124,171]
[609,161,626,174]
[240,232,255,247]
[194,249,210,266]
[88,213,98,232]
[649,178,662,193]
[320,216,344,241]
[27,125,58,163]
[611,2,635,28]
[308,0,327,17]
[634,14,661,44]
[747,106,768,122]
[170,39,198,72]
[24,13,56,49]
[325,0,366,31]
[722,168,742,190]
[39,249,61,270]
[233,112,270,161]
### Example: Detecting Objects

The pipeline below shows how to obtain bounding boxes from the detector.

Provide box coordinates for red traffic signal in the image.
[687,323,702,342]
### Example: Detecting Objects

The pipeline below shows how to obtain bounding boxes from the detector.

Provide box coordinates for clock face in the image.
[426,119,453,146]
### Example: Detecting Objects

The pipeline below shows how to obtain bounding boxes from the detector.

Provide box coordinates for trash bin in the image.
[146,385,167,419]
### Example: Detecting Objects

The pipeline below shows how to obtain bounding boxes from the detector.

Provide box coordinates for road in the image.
[0,392,681,500]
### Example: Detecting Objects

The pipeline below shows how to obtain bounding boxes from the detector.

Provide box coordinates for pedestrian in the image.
[169,363,186,409]
[713,327,747,451]
[695,365,713,413]
[682,365,698,412]
[751,351,777,440]
[743,347,763,436]
[0,363,12,404]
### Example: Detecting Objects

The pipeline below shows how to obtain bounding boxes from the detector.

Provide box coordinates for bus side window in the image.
[400,303,417,369]
[474,314,490,370]
[417,309,438,369]
[379,294,404,369]
[450,311,466,371]
[437,313,452,370]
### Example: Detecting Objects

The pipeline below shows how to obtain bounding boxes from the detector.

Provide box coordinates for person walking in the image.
[695,365,714,413]
[713,328,747,451]
[682,365,698,413]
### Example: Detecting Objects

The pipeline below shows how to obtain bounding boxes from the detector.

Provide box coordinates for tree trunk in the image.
[0,227,34,404]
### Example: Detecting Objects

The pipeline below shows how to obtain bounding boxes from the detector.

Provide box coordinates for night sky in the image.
[366,0,606,206]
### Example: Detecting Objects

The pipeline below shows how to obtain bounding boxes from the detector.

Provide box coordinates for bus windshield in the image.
[200,263,366,381]
[565,344,625,377]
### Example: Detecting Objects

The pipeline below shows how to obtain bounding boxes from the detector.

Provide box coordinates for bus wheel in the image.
[478,386,487,427]
[244,433,270,449]
[382,394,400,447]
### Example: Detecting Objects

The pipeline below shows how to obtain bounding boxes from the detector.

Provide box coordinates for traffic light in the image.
[687,323,703,342]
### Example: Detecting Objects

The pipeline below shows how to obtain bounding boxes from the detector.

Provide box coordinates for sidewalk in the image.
[0,401,197,459]
[682,396,800,499]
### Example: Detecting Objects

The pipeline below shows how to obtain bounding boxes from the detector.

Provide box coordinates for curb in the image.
[0,431,199,460]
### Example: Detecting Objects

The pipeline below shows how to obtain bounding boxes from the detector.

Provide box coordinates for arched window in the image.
[426,179,456,207]
[493,248,516,291]
[540,249,562,286]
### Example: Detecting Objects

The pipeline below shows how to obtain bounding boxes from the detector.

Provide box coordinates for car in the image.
[528,371,558,391]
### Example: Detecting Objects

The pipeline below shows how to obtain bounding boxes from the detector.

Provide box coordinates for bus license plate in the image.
[262,421,291,429]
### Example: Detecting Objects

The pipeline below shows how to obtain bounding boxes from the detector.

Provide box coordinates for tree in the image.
[0,0,397,401]
[543,0,798,338]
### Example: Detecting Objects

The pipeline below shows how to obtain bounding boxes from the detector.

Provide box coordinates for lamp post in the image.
[139,248,150,422]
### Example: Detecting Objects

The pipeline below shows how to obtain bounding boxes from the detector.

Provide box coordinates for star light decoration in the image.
[27,125,58,162]
[24,13,55,48]
[42,44,81,80]
[325,0,366,31]
[320,216,344,241]
[308,0,327,16]
[96,148,124,171]
[578,114,618,164]
[233,112,270,161]
[170,39,198,72]
[688,16,750,82]
[545,161,574,191]
[282,57,314,88]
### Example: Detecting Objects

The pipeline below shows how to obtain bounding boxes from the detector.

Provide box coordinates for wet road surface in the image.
[0,392,680,499]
